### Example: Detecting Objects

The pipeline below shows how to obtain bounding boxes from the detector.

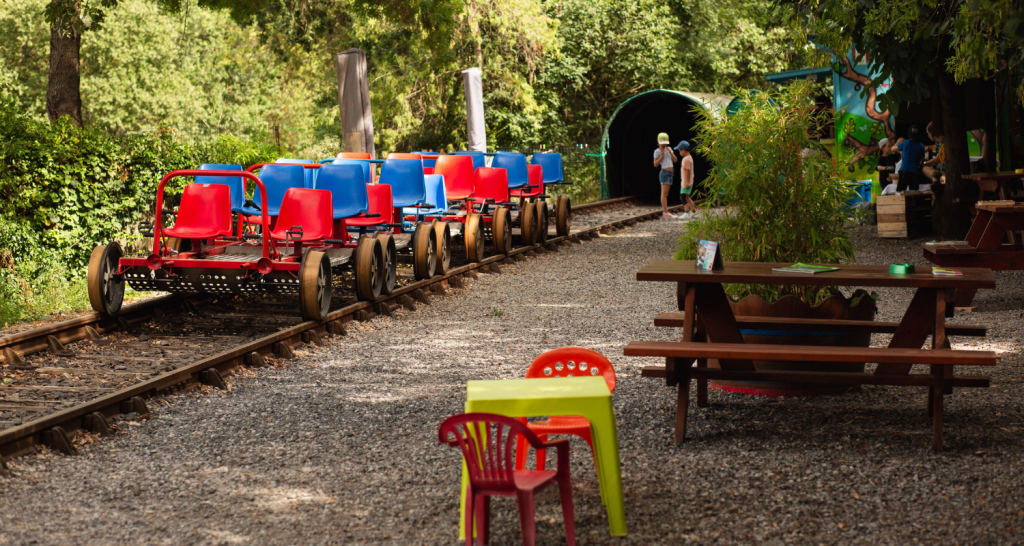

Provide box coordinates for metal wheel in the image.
[520,199,537,245]
[432,221,451,275]
[374,232,397,295]
[299,250,332,321]
[413,222,437,280]
[87,243,125,316]
[465,213,485,262]
[535,200,549,244]
[355,236,384,301]
[556,195,572,237]
[493,207,512,255]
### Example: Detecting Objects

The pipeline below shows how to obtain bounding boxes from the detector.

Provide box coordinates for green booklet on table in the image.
[771,263,840,274]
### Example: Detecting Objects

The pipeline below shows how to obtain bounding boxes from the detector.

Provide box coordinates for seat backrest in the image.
[453,150,486,170]
[314,164,369,219]
[379,158,426,207]
[491,152,529,189]
[254,164,306,215]
[387,152,422,160]
[196,164,244,210]
[174,183,233,235]
[525,347,616,392]
[473,167,510,204]
[438,413,544,491]
[530,153,564,184]
[272,188,333,241]
[434,155,476,199]
[527,164,544,193]
[366,183,394,223]
[423,174,447,212]
[276,158,314,164]
[331,158,372,185]
[417,153,439,169]
[337,152,371,160]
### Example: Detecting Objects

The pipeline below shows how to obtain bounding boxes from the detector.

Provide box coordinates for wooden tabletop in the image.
[636,260,997,289]
[975,203,1024,213]
[963,172,1024,181]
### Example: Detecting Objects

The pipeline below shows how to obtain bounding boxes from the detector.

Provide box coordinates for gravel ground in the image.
[1,218,1022,545]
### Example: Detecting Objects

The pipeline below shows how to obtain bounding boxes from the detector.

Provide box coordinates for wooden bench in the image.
[653,313,987,337]
[624,340,997,452]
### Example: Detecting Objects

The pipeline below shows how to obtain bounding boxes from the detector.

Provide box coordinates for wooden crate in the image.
[876,193,932,238]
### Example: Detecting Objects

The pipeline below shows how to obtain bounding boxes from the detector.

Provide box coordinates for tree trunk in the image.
[933,71,974,239]
[46,18,83,126]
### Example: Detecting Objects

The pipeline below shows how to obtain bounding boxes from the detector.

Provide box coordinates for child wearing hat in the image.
[675,140,697,219]
[653,132,677,218]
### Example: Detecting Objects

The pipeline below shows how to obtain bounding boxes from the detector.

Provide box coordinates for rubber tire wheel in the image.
[87,242,125,316]
[493,207,512,255]
[535,200,549,244]
[299,250,332,321]
[412,222,437,280]
[355,236,384,301]
[433,221,451,275]
[374,232,397,295]
[556,195,572,236]
[465,213,485,262]
[520,199,537,245]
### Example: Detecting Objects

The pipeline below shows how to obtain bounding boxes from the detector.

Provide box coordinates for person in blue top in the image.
[886,125,926,192]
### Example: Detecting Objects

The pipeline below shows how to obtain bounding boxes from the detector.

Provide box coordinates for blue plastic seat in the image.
[276,158,313,164]
[332,158,372,185]
[530,153,565,184]
[453,150,486,171]
[275,158,315,187]
[403,174,447,216]
[245,164,306,217]
[314,164,370,219]
[379,158,426,208]
[491,152,529,189]
[197,164,245,213]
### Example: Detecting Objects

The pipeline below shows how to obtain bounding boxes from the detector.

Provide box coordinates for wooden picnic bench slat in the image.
[652,313,987,337]
[639,365,991,388]
[623,341,997,366]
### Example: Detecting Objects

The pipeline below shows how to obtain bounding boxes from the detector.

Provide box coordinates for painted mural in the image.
[832,51,894,180]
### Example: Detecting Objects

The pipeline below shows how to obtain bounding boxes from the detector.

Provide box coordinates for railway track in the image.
[0,196,689,466]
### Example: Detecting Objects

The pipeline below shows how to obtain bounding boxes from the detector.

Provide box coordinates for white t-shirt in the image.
[653,148,675,170]
[680,155,694,188]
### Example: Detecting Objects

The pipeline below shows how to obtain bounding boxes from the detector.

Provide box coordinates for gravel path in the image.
[1,218,1022,545]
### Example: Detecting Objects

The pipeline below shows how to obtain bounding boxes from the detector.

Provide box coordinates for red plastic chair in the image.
[163,183,233,239]
[387,152,422,160]
[434,155,476,201]
[511,164,544,199]
[439,413,576,546]
[346,183,393,226]
[471,167,511,206]
[515,348,616,472]
[269,188,333,241]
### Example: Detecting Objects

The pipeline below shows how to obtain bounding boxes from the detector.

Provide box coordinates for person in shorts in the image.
[675,140,697,219]
[653,132,677,218]
[887,125,926,192]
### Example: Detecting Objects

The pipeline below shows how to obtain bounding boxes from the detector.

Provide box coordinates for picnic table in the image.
[623,260,997,451]
[962,171,1024,202]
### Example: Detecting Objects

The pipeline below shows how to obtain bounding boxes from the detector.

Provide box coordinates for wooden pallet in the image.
[877,193,933,238]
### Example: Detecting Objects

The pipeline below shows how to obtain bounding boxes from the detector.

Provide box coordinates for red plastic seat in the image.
[269,188,333,241]
[387,152,422,160]
[347,183,394,226]
[471,167,510,206]
[515,348,616,472]
[163,183,233,239]
[434,155,476,201]
[439,413,576,546]
[423,167,435,175]
[511,164,544,199]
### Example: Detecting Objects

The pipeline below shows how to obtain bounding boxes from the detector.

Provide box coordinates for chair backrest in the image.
[387,152,422,160]
[174,183,233,236]
[527,164,544,193]
[379,158,426,207]
[434,155,476,200]
[366,183,394,223]
[196,164,244,210]
[473,167,510,204]
[525,347,616,392]
[438,413,544,491]
[276,158,314,164]
[253,164,307,215]
[418,153,439,169]
[405,174,447,215]
[530,153,564,184]
[272,188,333,241]
[453,150,486,170]
[314,164,369,219]
[491,152,529,189]
[332,158,372,185]
[337,152,371,160]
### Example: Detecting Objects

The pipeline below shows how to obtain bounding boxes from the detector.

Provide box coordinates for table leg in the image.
[583,399,627,536]
[695,329,708,408]
[965,210,993,247]
[673,359,692,444]
[876,288,937,375]
[693,283,755,371]
[932,372,945,452]
[977,218,1009,252]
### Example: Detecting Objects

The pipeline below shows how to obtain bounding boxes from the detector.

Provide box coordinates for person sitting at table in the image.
[923,122,946,184]
[888,125,926,192]
[876,137,899,189]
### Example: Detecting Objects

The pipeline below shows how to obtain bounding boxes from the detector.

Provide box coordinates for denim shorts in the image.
[659,170,673,185]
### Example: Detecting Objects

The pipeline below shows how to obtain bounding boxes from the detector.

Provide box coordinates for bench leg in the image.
[696,358,708,408]
[932,380,944,453]
[675,371,692,444]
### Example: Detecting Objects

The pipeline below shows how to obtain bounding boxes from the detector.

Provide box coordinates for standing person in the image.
[653,132,677,218]
[922,122,946,184]
[875,138,899,189]
[675,140,698,219]
[888,125,926,192]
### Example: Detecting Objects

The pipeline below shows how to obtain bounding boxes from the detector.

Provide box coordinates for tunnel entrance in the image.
[602,90,733,204]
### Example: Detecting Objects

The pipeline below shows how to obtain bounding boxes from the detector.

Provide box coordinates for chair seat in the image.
[163,224,230,239]
[513,470,558,492]
[528,415,590,432]
[346,215,385,227]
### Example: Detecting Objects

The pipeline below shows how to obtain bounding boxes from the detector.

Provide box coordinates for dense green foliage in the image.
[675,83,858,304]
